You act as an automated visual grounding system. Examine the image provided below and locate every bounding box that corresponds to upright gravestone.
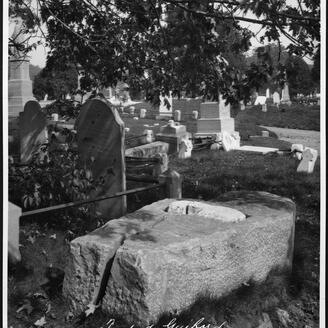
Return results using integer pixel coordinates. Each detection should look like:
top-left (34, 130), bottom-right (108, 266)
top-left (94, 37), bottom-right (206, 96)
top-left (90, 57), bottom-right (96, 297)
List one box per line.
top-left (273, 91), bottom-right (281, 107)
top-left (281, 83), bottom-right (291, 106)
top-left (195, 95), bottom-right (236, 137)
top-left (76, 98), bottom-right (126, 219)
top-left (157, 92), bottom-right (173, 119)
top-left (19, 100), bottom-right (48, 163)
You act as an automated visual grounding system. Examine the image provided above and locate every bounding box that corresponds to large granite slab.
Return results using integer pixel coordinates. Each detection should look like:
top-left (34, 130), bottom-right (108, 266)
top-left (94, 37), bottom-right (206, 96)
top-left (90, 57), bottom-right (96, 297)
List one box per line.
top-left (64, 192), bottom-right (295, 325)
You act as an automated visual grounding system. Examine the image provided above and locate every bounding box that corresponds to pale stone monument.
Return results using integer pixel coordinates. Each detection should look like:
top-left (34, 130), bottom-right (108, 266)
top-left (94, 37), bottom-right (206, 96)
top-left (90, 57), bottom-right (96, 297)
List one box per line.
top-left (63, 191), bottom-right (295, 326)
top-left (195, 96), bottom-right (234, 136)
top-left (239, 100), bottom-right (246, 111)
top-left (141, 129), bottom-right (155, 144)
top-left (8, 202), bottom-right (22, 264)
top-left (221, 131), bottom-right (240, 151)
top-left (262, 131), bottom-right (269, 137)
top-left (297, 148), bottom-right (318, 173)
top-left (8, 16), bottom-right (35, 117)
top-left (156, 120), bottom-right (190, 154)
top-left (194, 95), bottom-right (239, 149)
top-left (254, 96), bottom-right (267, 106)
top-left (75, 98), bottom-right (126, 219)
top-left (266, 88), bottom-right (270, 99)
top-left (174, 110), bottom-right (181, 122)
top-left (281, 83), bottom-right (291, 106)
top-left (273, 91), bottom-right (281, 106)
top-left (178, 136), bottom-right (193, 159)
top-left (192, 110), bottom-right (199, 120)
top-left (262, 103), bottom-right (267, 112)
top-left (139, 108), bottom-right (147, 118)
top-left (291, 144), bottom-right (304, 160)
top-left (156, 92), bottom-right (173, 118)
top-left (19, 100), bottom-right (48, 163)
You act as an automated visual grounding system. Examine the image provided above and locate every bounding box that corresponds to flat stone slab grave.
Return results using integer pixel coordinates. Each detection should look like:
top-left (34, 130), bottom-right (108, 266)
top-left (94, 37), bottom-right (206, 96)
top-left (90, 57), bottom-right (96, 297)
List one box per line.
top-left (237, 145), bottom-right (279, 154)
top-left (63, 191), bottom-right (295, 326)
top-left (125, 141), bottom-right (169, 157)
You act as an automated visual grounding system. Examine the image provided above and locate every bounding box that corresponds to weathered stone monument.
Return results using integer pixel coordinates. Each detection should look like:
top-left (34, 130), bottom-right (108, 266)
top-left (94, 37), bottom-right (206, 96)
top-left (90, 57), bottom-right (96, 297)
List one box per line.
top-left (195, 96), bottom-right (235, 137)
top-left (19, 100), bottom-right (48, 163)
top-left (178, 136), bottom-right (193, 159)
top-left (157, 92), bottom-right (173, 119)
top-left (254, 96), bottom-right (267, 106)
top-left (273, 91), bottom-right (281, 106)
top-left (296, 148), bottom-right (318, 173)
top-left (75, 98), bottom-right (126, 219)
top-left (63, 191), bottom-right (295, 326)
top-left (8, 16), bottom-right (34, 117)
top-left (281, 83), bottom-right (291, 106)
top-left (8, 202), bottom-right (22, 264)
top-left (194, 95), bottom-right (240, 149)
top-left (239, 100), bottom-right (246, 111)
top-left (156, 120), bottom-right (190, 154)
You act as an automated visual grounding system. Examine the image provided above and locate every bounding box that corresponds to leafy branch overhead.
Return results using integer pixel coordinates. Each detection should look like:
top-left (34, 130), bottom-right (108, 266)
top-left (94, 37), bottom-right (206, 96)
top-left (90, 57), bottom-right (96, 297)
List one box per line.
top-left (10, 0), bottom-right (320, 102)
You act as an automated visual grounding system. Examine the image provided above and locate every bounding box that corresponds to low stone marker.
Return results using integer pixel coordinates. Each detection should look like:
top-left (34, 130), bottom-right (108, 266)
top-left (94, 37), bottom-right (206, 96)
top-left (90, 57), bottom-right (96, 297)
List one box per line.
top-left (75, 98), bottom-right (126, 219)
top-left (291, 144), bottom-right (304, 160)
top-left (8, 202), bottom-right (21, 264)
top-left (156, 120), bottom-right (189, 154)
top-left (19, 100), bottom-right (48, 163)
top-left (296, 148), bottom-right (318, 173)
top-left (51, 113), bottom-right (59, 121)
top-left (222, 131), bottom-right (240, 151)
top-left (139, 108), bottom-right (147, 118)
top-left (63, 191), bottom-right (295, 325)
top-left (262, 103), bottom-right (267, 112)
top-left (239, 100), bottom-right (246, 111)
top-left (174, 110), bottom-right (181, 121)
top-left (178, 136), bottom-right (193, 159)
top-left (141, 129), bottom-right (155, 144)
top-left (192, 110), bottom-right (199, 120)
top-left (273, 92), bottom-right (280, 106)
top-left (254, 96), bottom-right (267, 106)
top-left (262, 131), bottom-right (269, 137)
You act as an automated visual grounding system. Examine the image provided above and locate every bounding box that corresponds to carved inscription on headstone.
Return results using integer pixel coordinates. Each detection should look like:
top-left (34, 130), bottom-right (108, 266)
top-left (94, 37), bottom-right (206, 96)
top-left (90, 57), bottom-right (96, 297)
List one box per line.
top-left (76, 98), bottom-right (126, 219)
top-left (19, 100), bottom-right (47, 163)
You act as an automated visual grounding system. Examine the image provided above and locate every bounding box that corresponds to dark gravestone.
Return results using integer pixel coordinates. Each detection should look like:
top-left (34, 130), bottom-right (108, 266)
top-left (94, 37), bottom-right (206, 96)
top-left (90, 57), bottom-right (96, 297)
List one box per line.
top-left (19, 100), bottom-right (47, 163)
top-left (76, 98), bottom-right (126, 219)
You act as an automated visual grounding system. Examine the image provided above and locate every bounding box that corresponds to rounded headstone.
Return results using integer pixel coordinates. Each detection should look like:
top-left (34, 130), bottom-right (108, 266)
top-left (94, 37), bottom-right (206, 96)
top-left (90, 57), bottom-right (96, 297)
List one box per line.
top-left (174, 110), bottom-right (181, 122)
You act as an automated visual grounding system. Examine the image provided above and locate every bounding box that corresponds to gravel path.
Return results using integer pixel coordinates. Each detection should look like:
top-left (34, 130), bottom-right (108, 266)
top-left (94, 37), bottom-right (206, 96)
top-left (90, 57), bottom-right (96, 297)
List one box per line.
top-left (260, 125), bottom-right (321, 153)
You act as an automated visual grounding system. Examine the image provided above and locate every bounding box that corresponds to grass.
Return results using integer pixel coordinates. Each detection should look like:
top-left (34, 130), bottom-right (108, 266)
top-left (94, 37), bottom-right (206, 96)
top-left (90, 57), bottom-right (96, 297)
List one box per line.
top-left (7, 105), bottom-right (321, 328)
top-left (235, 104), bottom-right (320, 132)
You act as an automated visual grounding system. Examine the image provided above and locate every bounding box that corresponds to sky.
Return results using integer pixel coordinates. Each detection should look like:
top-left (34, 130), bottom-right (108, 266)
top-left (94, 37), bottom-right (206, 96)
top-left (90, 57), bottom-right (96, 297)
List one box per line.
top-left (24, 0), bottom-right (315, 67)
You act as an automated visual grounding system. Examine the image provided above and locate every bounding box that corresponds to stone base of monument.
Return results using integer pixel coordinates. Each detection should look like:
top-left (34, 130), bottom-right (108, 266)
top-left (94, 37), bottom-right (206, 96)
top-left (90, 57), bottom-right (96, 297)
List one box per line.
top-left (63, 191), bottom-right (295, 326)
top-left (125, 141), bottom-right (170, 157)
top-left (156, 121), bottom-right (190, 154)
top-left (8, 116), bottom-right (21, 161)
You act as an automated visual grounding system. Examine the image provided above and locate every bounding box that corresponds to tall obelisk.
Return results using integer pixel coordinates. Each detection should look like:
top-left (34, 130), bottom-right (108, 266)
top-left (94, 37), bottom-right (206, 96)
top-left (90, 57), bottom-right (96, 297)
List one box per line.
top-left (8, 16), bottom-right (34, 117)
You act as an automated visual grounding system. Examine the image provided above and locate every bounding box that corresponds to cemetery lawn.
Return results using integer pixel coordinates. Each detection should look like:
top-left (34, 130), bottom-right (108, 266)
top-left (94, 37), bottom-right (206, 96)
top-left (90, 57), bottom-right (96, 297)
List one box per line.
top-left (8, 149), bottom-right (320, 328)
top-left (235, 104), bottom-right (320, 131)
